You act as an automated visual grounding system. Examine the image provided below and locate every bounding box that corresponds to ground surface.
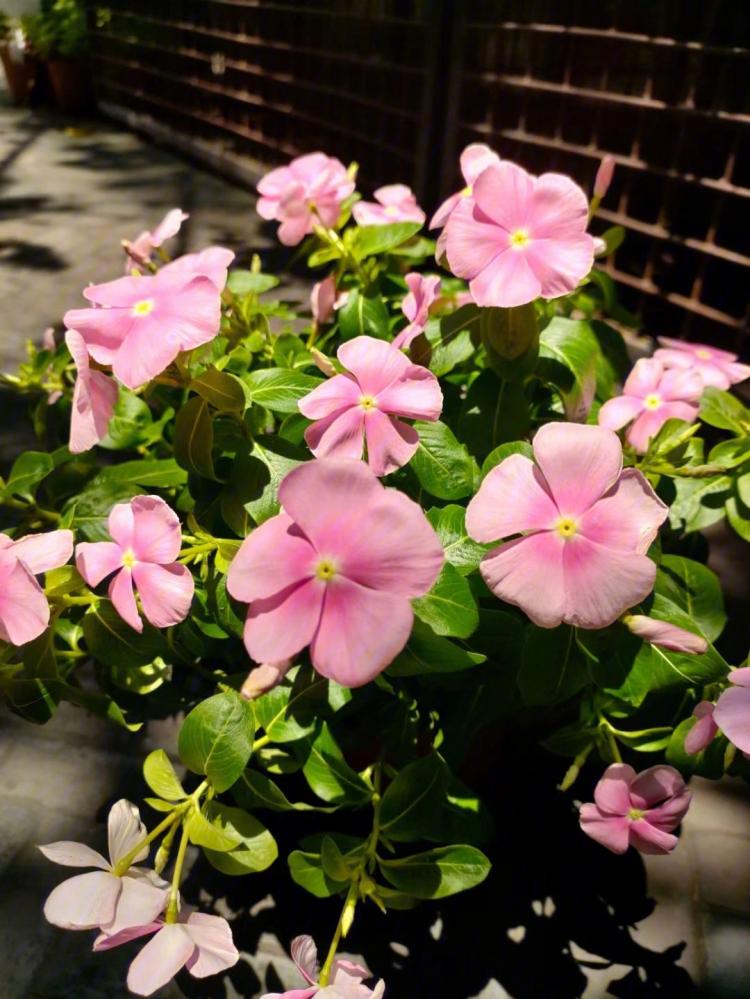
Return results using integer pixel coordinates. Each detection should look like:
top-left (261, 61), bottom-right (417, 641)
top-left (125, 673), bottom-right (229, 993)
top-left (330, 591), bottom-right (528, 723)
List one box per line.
top-left (1, 88), bottom-right (750, 998)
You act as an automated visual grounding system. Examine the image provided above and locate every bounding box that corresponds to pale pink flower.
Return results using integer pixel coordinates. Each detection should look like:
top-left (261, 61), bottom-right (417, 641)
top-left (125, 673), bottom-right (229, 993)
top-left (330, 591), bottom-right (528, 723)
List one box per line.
top-left (257, 152), bottom-right (355, 246)
top-left (392, 273), bottom-right (441, 350)
top-left (465, 423), bottom-right (667, 629)
top-left (40, 800), bottom-right (168, 934)
top-left (0, 529), bottom-right (74, 645)
top-left (261, 934), bottom-right (385, 999)
top-left (311, 275), bottom-right (337, 325)
top-left (685, 701), bottom-right (719, 755)
top-left (76, 495), bottom-right (194, 634)
top-left (580, 763), bottom-right (692, 855)
top-left (159, 246), bottom-right (235, 291)
top-left (593, 155), bottom-right (616, 200)
top-left (42, 326), bottom-right (56, 351)
top-left (598, 357), bottom-right (703, 453)
top-left (654, 337), bottom-right (750, 391)
top-left (298, 336), bottom-right (442, 476)
top-left (352, 183), bottom-right (425, 227)
top-left (65, 330), bottom-right (118, 454)
top-left (125, 208), bottom-right (189, 270)
top-left (64, 268), bottom-right (222, 390)
top-left (240, 659), bottom-right (293, 700)
top-left (593, 236), bottom-right (608, 257)
top-left (94, 911), bottom-right (238, 996)
top-left (227, 458), bottom-right (444, 686)
top-left (624, 614), bottom-right (708, 654)
top-left (430, 143), bottom-right (501, 230)
top-left (443, 160), bottom-right (595, 308)
top-left (714, 667), bottom-right (750, 755)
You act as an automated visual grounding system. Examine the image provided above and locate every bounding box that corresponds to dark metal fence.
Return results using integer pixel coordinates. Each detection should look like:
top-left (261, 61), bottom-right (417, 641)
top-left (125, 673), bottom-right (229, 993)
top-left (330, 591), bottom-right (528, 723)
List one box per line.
top-left (90, 0), bottom-right (750, 353)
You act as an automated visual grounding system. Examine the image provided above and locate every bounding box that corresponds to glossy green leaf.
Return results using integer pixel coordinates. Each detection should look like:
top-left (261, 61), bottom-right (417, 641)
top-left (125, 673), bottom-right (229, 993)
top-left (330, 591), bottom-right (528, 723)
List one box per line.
top-left (202, 802), bottom-right (278, 874)
top-left (288, 849), bottom-right (348, 898)
top-left (387, 619), bottom-right (486, 676)
top-left (480, 440), bottom-right (533, 477)
top-left (4, 451), bottom-right (53, 500)
top-left (186, 808), bottom-right (239, 851)
top-left (350, 222), bottom-right (421, 260)
top-left (699, 387), bottom-right (750, 433)
top-left (518, 625), bottom-right (588, 707)
top-left (656, 555), bottom-right (726, 642)
top-left (191, 367), bottom-right (247, 412)
top-left (82, 602), bottom-right (166, 669)
top-left (426, 505), bottom-right (488, 575)
top-left (537, 317), bottom-right (599, 421)
top-left (227, 271), bottom-right (279, 295)
top-left (411, 420), bottom-right (479, 500)
top-left (143, 749), bottom-right (186, 801)
top-left (379, 844), bottom-right (490, 899)
top-left (178, 690), bottom-right (255, 792)
top-left (174, 397), bottom-right (216, 479)
top-left (458, 371), bottom-right (530, 460)
top-left (412, 563), bottom-right (479, 638)
top-left (243, 369), bottom-right (322, 413)
top-left (301, 723), bottom-right (371, 805)
top-left (338, 289), bottom-right (390, 340)
top-left (379, 753), bottom-right (449, 842)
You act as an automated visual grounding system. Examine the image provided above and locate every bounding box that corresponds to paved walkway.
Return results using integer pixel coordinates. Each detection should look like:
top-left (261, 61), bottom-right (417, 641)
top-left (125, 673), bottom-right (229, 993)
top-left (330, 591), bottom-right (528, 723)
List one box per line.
top-left (1, 89), bottom-right (750, 998)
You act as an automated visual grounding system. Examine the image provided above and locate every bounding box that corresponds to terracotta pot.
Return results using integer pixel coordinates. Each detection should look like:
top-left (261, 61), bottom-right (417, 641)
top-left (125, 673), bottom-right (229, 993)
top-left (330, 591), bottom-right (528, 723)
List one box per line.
top-left (46, 56), bottom-right (93, 114)
top-left (1, 44), bottom-right (38, 106)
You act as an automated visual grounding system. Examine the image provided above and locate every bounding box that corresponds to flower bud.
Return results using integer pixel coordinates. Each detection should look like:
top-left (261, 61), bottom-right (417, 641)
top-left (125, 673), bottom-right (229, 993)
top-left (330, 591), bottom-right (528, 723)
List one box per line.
top-left (624, 615), bottom-right (707, 654)
top-left (240, 660), bottom-right (292, 700)
top-left (594, 155), bottom-right (615, 200)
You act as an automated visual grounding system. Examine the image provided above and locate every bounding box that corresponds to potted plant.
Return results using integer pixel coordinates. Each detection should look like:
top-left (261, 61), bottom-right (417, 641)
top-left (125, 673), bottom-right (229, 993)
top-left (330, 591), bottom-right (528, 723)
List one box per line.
top-left (22, 0), bottom-right (94, 113)
top-left (0, 12), bottom-right (38, 106)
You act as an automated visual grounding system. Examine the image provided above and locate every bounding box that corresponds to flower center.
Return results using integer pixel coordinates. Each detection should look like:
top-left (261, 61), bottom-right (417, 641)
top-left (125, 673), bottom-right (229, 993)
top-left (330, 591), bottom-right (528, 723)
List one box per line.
top-left (121, 548), bottom-right (137, 568)
top-left (314, 557), bottom-right (338, 582)
top-left (555, 516), bottom-right (578, 539)
top-left (384, 204), bottom-right (400, 218)
top-left (696, 348), bottom-right (711, 360)
top-left (460, 184), bottom-right (473, 197)
top-left (358, 394), bottom-right (377, 411)
top-left (644, 393), bottom-right (662, 411)
top-left (132, 298), bottom-right (155, 317)
top-left (627, 807), bottom-right (645, 821)
top-left (509, 229), bottom-right (530, 250)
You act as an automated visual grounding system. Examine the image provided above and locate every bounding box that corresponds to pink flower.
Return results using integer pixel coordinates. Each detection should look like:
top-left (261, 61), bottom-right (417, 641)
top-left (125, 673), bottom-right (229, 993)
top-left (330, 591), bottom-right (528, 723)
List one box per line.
top-left (311, 275), bottom-right (337, 326)
top-left (714, 667), bottom-right (750, 755)
top-left (654, 337), bottom-right (750, 391)
top-left (443, 160), bottom-right (595, 308)
top-left (465, 423), bottom-right (667, 629)
top-left (392, 273), bottom-right (441, 350)
top-left (261, 935), bottom-right (385, 999)
top-left (598, 357), bottom-right (703, 453)
top-left (94, 911), bottom-right (238, 997)
top-left (352, 183), bottom-right (425, 227)
top-left (257, 152), bottom-right (355, 246)
top-left (159, 246), bottom-right (235, 291)
top-left (685, 701), bottom-right (719, 755)
top-left (580, 764), bottom-right (692, 855)
top-left (42, 326), bottom-right (56, 351)
top-left (227, 458), bottom-right (444, 686)
top-left (593, 155), bottom-right (615, 200)
top-left (125, 208), bottom-right (189, 269)
top-left (298, 336), bottom-right (443, 476)
top-left (624, 614), bottom-right (708, 654)
top-left (0, 529), bottom-right (73, 645)
top-left (430, 143), bottom-right (501, 230)
top-left (40, 800), bottom-right (168, 934)
top-left (240, 659), bottom-right (293, 700)
top-left (75, 495), bottom-right (194, 633)
top-left (64, 270), bottom-right (222, 391)
top-left (66, 329), bottom-right (118, 454)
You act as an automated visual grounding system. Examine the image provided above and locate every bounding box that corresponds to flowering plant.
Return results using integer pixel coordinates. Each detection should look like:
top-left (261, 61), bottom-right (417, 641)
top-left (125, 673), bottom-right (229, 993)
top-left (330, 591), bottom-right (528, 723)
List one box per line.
top-left (2, 148), bottom-right (749, 995)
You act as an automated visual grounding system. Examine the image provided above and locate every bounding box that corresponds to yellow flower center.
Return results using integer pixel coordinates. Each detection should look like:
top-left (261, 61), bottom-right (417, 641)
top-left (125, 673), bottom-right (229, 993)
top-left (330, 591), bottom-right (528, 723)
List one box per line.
top-left (121, 548), bottom-right (137, 568)
top-left (132, 298), bottom-right (155, 317)
top-left (509, 229), bottom-right (530, 250)
top-left (384, 205), bottom-right (400, 218)
top-left (358, 394), bottom-right (377, 411)
top-left (644, 393), bottom-right (662, 411)
top-left (696, 348), bottom-right (711, 360)
top-left (314, 557), bottom-right (338, 582)
top-left (628, 807), bottom-right (645, 821)
top-left (555, 517), bottom-right (578, 539)
top-left (460, 184), bottom-right (473, 197)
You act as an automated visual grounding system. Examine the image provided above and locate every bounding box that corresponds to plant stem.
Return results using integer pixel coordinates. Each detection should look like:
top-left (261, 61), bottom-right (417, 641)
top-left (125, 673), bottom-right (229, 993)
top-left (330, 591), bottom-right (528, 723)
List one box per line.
top-left (113, 810), bottom-right (181, 877)
top-left (165, 821), bottom-right (192, 923)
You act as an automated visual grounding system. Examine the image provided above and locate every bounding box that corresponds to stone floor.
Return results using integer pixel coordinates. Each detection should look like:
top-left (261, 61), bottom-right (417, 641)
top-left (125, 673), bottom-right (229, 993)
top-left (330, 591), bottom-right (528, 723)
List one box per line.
top-left (1, 87), bottom-right (750, 998)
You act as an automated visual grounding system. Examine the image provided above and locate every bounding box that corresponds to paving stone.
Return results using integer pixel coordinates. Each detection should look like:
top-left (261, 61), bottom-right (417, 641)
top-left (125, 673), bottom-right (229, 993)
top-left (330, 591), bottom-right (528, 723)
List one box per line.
top-left (701, 911), bottom-right (750, 998)
top-left (685, 776), bottom-right (750, 836)
top-left (691, 830), bottom-right (750, 917)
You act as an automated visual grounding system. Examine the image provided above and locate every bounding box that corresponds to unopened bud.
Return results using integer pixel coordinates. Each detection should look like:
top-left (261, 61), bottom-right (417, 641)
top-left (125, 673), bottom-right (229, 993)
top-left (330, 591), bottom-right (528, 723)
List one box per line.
top-left (240, 660), bottom-right (292, 700)
top-left (624, 614), bottom-right (707, 654)
top-left (593, 155), bottom-right (615, 200)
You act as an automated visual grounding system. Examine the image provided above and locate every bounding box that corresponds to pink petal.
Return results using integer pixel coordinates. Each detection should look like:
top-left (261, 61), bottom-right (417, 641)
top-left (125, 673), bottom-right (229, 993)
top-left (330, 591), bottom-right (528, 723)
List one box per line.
top-left (43, 870), bottom-right (120, 929)
top-left (108, 502), bottom-right (135, 548)
top-left (375, 365), bottom-right (443, 421)
top-left (429, 191), bottom-right (462, 230)
top-left (629, 765), bottom-right (688, 809)
top-left (227, 514), bottom-right (315, 603)
top-left (443, 198), bottom-right (508, 280)
top-left (109, 567), bottom-right (143, 633)
top-left (684, 702), bottom-right (718, 755)
top-left (154, 274), bottom-right (222, 351)
top-left (291, 934), bottom-right (318, 984)
top-left (76, 542), bottom-right (123, 587)
top-left (597, 394), bottom-right (644, 431)
top-left (532, 422), bottom-right (623, 516)
top-left (579, 804), bottom-right (630, 854)
top-left (298, 373), bottom-right (360, 421)
top-left (160, 247), bottom-right (235, 290)
top-left (391, 322), bottom-right (423, 350)
top-left (11, 529), bottom-right (74, 574)
top-left (111, 320), bottom-right (182, 390)
top-left (714, 686), bottom-right (750, 754)
top-left (65, 327), bottom-right (92, 373)
top-left (129, 495), bottom-right (182, 563)
top-left (310, 276), bottom-right (337, 325)
top-left (305, 407), bottom-right (366, 463)
top-left (127, 924), bottom-right (195, 996)
top-left (480, 532), bottom-right (567, 628)
top-left (472, 161), bottom-right (533, 231)
top-left (626, 409), bottom-right (677, 454)
top-left (103, 876), bottom-right (168, 935)
top-left (93, 921), bottom-right (161, 951)
top-left (627, 615), bottom-right (707, 654)
top-left (132, 562), bottom-right (194, 628)
top-left (466, 455), bottom-right (558, 542)
top-left (562, 536), bottom-right (657, 629)
top-left (257, 163), bottom-right (294, 197)
top-left (578, 468), bottom-right (667, 553)
top-left (469, 247), bottom-right (542, 309)
top-left (240, 660), bottom-right (293, 699)
top-left (528, 172), bottom-right (590, 240)
top-left (311, 577), bottom-right (414, 685)
top-left (83, 275), bottom-right (151, 307)
top-left (278, 211), bottom-right (314, 246)
top-left (0, 554), bottom-right (50, 645)
top-left (593, 763), bottom-right (637, 815)
top-left (338, 336), bottom-right (412, 395)
top-left (524, 234), bottom-right (595, 299)
top-left (643, 788), bottom-right (693, 830)
top-left (63, 306), bottom-right (130, 367)
top-left (184, 912), bottom-right (239, 978)
top-left (108, 799), bottom-right (148, 865)
top-left (460, 142), bottom-right (501, 185)
top-left (38, 841), bottom-right (109, 870)
top-left (623, 357), bottom-right (663, 398)
top-left (244, 579), bottom-right (324, 664)
top-left (70, 367), bottom-right (118, 453)
top-left (363, 411), bottom-right (418, 476)
top-left (400, 272), bottom-right (440, 326)
top-left (149, 208), bottom-right (188, 246)
top-left (659, 366), bottom-right (704, 403)
top-left (723, 360), bottom-right (750, 386)
top-left (628, 820), bottom-right (678, 855)
top-left (728, 667), bottom-right (750, 687)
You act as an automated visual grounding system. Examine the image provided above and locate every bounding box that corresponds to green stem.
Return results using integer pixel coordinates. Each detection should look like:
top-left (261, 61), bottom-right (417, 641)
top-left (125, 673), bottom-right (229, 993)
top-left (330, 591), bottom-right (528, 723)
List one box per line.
top-left (113, 810), bottom-right (181, 876)
top-left (50, 593), bottom-right (97, 607)
top-left (642, 462), bottom-right (730, 479)
top-left (559, 741), bottom-right (595, 792)
top-left (165, 822), bottom-right (191, 923)
top-left (252, 733), bottom-right (271, 752)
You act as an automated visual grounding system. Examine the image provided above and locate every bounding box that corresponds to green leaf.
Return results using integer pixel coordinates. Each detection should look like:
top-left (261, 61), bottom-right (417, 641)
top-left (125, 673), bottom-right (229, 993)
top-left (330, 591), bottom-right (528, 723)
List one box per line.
top-left (191, 367), bottom-right (248, 413)
top-left (202, 802), bottom-right (278, 874)
top-left (99, 390), bottom-right (164, 450)
top-left (387, 619), bottom-right (486, 676)
top-left (301, 722), bottom-right (372, 805)
top-left (320, 835), bottom-right (355, 881)
top-left (59, 681), bottom-right (141, 731)
top-left (412, 563), bottom-right (479, 639)
top-left (600, 225), bottom-right (626, 255)
top-left (709, 437), bottom-right (750, 468)
top-left (726, 489), bottom-right (750, 542)
top-left (338, 289), bottom-right (390, 340)
top-left (668, 474), bottom-right (731, 533)
top-left (253, 673), bottom-right (323, 743)
top-left (243, 369), bottom-right (322, 413)
top-left (379, 844), bottom-right (490, 899)
top-left (95, 459), bottom-right (187, 489)
top-left (178, 691), bottom-right (255, 792)
top-left (236, 769), bottom-right (335, 812)
top-left (411, 420), bottom-right (479, 500)
top-left (518, 625), bottom-right (588, 706)
top-left (174, 397), bottom-right (216, 479)
top-left (426, 505), bottom-right (488, 575)
top-left (738, 471), bottom-right (750, 508)
top-left (350, 222), bottom-right (421, 260)
top-left (656, 555), bottom-right (726, 642)
top-left (537, 317), bottom-right (600, 420)
top-left (666, 717), bottom-right (727, 779)
top-left (479, 303), bottom-right (538, 361)
top-left (4, 451), bottom-right (53, 500)
top-left (458, 371), bottom-right (530, 460)
top-left (481, 440), bottom-right (533, 477)
top-left (699, 387), bottom-right (750, 433)
top-left (223, 436), bottom-right (308, 528)
top-left (143, 749), bottom-right (186, 801)
top-left (186, 808), bottom-right (240, 851)
top-left (379, 753), bottom-right (449, 842)
top-left (82, 602), bottom-right (166, 669)
top-left (227, 270), bottom-right (279, 295)
top-left (288, 849), bottom-right (348, 898)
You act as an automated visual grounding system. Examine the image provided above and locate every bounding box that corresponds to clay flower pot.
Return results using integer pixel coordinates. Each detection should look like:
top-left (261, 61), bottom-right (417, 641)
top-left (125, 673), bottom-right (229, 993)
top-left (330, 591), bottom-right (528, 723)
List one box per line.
top-left (1, 44), bottom-right (38, 106)
top-left (46, 55), bottom-right (93, 113)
